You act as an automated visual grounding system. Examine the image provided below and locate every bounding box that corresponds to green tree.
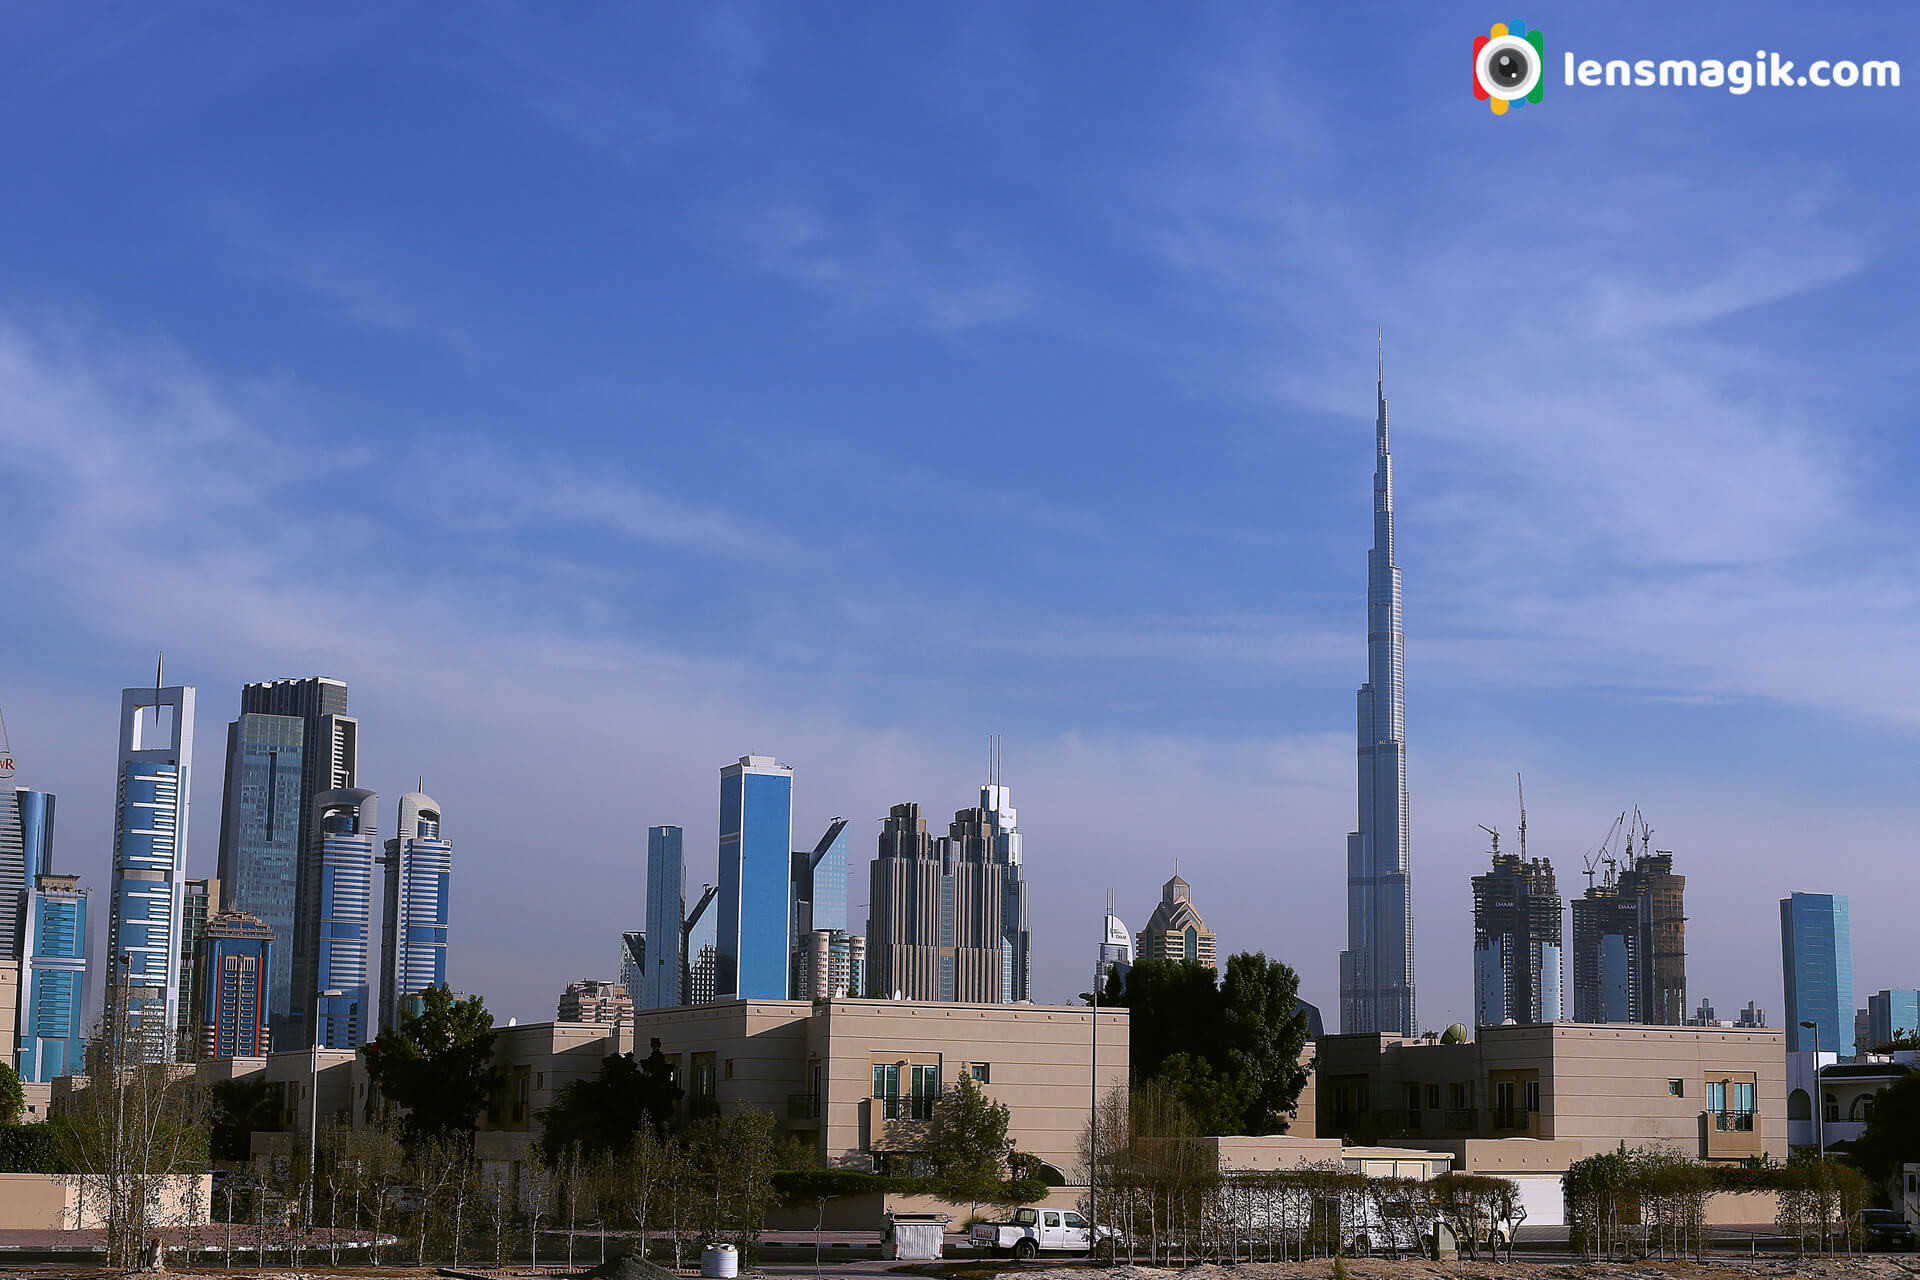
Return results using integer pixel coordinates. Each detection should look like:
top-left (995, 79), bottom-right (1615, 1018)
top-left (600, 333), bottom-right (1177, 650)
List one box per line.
top-left (206, 1077), bottom-right (279, 1162)
top-left (536, 1039), bottom-right (685, 1160)
top-left (1101, 953), bottom-right (1314, 1136)
top-left (364, 985), bottom-right (501, 1145)
top-left (1216, 952), bottom-right (1313, 1134)
top-left (1849, 1070), bottom-right (1920, 1193)
top-left (924, 1074), bottom-right (1011, 1205)
top-left (0, 1061), bottom-right (22, 1126)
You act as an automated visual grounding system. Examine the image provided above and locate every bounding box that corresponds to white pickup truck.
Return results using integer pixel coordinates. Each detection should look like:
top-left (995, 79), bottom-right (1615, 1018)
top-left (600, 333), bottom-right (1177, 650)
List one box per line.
top-left (971, 1206), bottom-right (1104, 1258)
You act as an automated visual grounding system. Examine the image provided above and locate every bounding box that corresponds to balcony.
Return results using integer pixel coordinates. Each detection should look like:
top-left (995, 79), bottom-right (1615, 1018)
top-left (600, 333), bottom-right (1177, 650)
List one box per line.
top-left (1491, 1109), bottom-right (1532, 1134)
top-left (876, 1093), bottom-right (937, 1121)
top-left (787, 1093), bottom-right (822, 1126)
top-left (1368, 1108), bottom-right (1416, 1136)
top-left (1444, 1108), bottom-right (1478, 1132)
top-left (1702, 1109), bottom-right (1762, 1160)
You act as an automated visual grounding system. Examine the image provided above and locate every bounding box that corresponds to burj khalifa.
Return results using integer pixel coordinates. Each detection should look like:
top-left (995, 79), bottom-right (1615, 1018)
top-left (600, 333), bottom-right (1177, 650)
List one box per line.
top-left (1339, 338), bottom-right (1416, 1036)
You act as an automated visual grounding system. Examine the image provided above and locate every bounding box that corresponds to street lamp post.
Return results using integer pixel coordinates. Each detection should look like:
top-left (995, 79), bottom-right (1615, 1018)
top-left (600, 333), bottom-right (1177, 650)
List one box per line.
top-left (1799, 1019), bottom-right (1824, 1157)
top-left (308, 990), bottom-right (346, 1231)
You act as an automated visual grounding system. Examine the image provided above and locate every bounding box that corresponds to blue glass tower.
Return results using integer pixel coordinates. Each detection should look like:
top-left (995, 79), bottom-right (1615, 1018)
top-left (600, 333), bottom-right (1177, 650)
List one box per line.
top-left (1781, 892), bottom-right (1853, 1056)
top-left (1341, 341), bottom-right (1416, 1036)
top-left (106, 678), bottom-right (197, 1062)
top-left (789, 818), bottom-right (849, 997)
top-left (1865, 989), bottom-right (1920, 1052)
top-left (380, 791), bottom-right (451, 1033)
top-left (717, 756), bottom-right (794, 1000)
top-left (216, 712), bottom-right (305, 1047)
top-left (642, 826), bottom-right (685, 1009)
top-left (312, 788), bottom-right (376, 1049)
top-left (18, 873), bottom-right (88, 1082)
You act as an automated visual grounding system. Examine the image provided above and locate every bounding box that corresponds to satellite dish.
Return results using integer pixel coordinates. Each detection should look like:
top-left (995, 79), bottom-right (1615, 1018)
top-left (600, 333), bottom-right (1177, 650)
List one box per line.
top-left (894, 989), bottom-right (904, 1000)
top-left (508, 1017), bottom-right (518, 1026)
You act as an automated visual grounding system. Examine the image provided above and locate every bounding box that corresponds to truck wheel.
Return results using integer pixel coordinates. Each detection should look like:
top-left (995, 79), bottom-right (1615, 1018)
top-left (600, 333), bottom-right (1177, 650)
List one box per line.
top-left (1014, 1239), bottom-right (1039, 1260)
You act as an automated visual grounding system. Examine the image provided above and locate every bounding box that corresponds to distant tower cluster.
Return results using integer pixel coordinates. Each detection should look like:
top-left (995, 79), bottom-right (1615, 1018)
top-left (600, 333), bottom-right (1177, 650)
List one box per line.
top-left (5, 699), bottom-right (89, 1084)
top-left (1137, 873), bottom-right (1218, 970)
top-left (557, 978), bottom-right (633, 1024)
top-left (868, 801), bottom-right (1005, 1002)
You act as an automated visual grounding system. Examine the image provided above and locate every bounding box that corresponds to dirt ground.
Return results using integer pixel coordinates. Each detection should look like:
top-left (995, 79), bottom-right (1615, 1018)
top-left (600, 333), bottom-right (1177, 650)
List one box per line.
top-left (1016, 1258), bottom-right (1920, 1280)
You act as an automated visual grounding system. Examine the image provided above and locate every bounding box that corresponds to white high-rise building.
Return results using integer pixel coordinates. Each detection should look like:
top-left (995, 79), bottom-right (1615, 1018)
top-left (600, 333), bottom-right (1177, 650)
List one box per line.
top-left (1341, 339), bottom-right (1416, 1036)
top-left (105, 673), bottom-right (196, 1061)
top-left (380, 790), bottom-right (451, 1033)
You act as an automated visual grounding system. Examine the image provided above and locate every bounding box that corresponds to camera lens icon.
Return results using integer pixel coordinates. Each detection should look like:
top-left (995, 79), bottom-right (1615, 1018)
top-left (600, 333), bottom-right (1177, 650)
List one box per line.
top-left (1471, 23), bottom-right (1545, 114)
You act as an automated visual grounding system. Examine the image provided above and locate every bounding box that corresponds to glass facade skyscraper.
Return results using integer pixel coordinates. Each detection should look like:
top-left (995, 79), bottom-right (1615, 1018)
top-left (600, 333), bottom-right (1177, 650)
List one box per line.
top-left (380, 791), bottom-right (451, 1034)
top-left (1471, 849), bottom-right (1562, 1026)
top-left (216, 711), bottom-right (304, 1047)
top-left (106, 680), bottom-right (196, 1062)
top-left (789, 818), bottom-right (849, 998)
top-left (642, 825), bottom-right (685, 1009)
top-left (229, 677), bottom-right (355, 1049)
top-left (1781, 892), bottom-right (1853, 1056)
top-left (312, 788), bottom-right (376, 1049)
top-left (1342, 344), bottom-right (1416, 1036)
top-left (18, 873), bottom-right (87, 1082)
top-left (716, 756), bottom-right (793, 1001)
top-left (1865, 989), bottom-right (1920, 1051)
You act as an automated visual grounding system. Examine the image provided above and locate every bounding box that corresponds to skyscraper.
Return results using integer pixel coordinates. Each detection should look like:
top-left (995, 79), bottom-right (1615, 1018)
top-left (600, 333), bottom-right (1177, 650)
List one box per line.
top-left (794, 929), bottom-right (865, 999)
top-left (1781, 892), bottom-right (1853, 1056)
top-left (790, 818), bottom-right (850, 998)
top-left (1341, 341), bottom-right (1415, 1036)
top-left (1137, 874), bottom-right (1219, 970)
top-left (1097, 893), bottom-right (1133, 993)
top-left (176, 878), bottom-right (221, 1057)
top-left (105, 676), bottom-right (196, 1062)
top-left (866, 801), bottom-right (1006, 1002)
top-left (17, 873), bottom-right (87, 1083)
top-left (229, 677), bottom-right (356, 1048)
top-left (1570, 840), bottom-right (1687, 1026)
top-left (1471, 842), bottom-right (1562, 1026)
top-left (311, 788), bottom-right (376, 1049)
top-left (682, 884), bottom-right (720, 1006)
top-left (1865, 989), bottom-right (1920, 1052)
top-left (620, 932), bottom-right (646, 1001)
top-left (716, 756), bottom-right (794, 1001)
top-left (380, 790), bottom-right (452, 1034)
top-left (215, 710), bottom-right (304, 1047)
top-left (975, 741), bottom-right (1031, 1002)
top-left (642, 825), bottom-right (685, 1009)
top-left (0, 704), bottom-right (23, 961)
top-left (193, 911), bottom-right (274, 1059)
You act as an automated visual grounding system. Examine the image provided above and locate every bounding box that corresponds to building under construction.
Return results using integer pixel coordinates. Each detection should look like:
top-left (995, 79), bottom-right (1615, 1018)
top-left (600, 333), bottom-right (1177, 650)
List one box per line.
top-left (1472, 841), bottom-right (1563, 1027)
top-left (1570, 814), bottom-right (1687, 1025)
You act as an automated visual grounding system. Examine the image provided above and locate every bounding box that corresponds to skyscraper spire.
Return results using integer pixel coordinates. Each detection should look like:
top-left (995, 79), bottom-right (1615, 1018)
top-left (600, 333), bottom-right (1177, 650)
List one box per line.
top-left (1340, 337), bottom-right (1416, 1036)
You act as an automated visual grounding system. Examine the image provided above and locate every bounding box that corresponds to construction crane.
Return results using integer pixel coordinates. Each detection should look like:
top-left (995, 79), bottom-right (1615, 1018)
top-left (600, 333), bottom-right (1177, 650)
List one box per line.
top-left (1516, 772), bottom-right (1528, 861)
top-left (1478, 823), bottom-right (1501, 856)
top-left (1581, 811), bottom-right (1626, 891)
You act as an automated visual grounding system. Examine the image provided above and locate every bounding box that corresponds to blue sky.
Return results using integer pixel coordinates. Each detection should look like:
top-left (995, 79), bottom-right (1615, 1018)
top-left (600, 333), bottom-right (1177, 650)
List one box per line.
top-left (2, 3), bottom-right (1916, 1029)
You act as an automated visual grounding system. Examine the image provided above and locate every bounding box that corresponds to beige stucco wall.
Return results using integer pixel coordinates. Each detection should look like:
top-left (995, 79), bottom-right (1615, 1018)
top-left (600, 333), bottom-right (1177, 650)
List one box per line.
top-left (0, 1173), bottom-right (213, 1230)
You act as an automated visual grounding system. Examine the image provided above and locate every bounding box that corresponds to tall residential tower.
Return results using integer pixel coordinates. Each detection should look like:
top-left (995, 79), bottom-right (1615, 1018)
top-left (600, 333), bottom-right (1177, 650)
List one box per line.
top-left (1340, 342), bottom-right (1415, 1036)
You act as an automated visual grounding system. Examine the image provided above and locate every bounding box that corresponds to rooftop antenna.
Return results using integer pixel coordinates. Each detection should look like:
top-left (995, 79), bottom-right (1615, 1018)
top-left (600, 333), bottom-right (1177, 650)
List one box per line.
top-left (1516, 773), bottom-right (1528, 861)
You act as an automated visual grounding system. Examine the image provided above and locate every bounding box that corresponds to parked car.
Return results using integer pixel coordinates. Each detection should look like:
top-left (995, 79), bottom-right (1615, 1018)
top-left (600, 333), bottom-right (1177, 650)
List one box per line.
top-left (971, 1207), bottom-right (1108, 1258)
top-left (1863, 1209), bottom-right (1916, 1250)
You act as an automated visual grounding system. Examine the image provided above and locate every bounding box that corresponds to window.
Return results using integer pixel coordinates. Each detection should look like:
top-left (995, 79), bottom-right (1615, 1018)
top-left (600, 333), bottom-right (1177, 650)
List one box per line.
top-left (1449, 1082), bottom-right (1469, 1110)
top-left (535, 1072), bottom-right (543, 1090)
top-left (1063, 1212), bottom-right (1088, 1229)
top-left (1406, 1083), bottom-right (1421, 1113)
top-left (873, 1064), bottom-right (899, 1099)
top-left (1668, 1079), bottom-right (1684, 1097)
top-left (725, 1059), bottom-right (735, 1080)
top-left (1825, 1092), bottom-right (1839, 1123)
top-left (1043, 1212), bottom-right (1060, 1228)
top-left (1523, 1081), bottom-right (1540, 1113)
top-left (1426, 1084), bottom-right (1441, 1110)
top-left (970, 1063), bottom-right (990, 1083)
top-left (1705, 1080), bottom-right (1725, 1112)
